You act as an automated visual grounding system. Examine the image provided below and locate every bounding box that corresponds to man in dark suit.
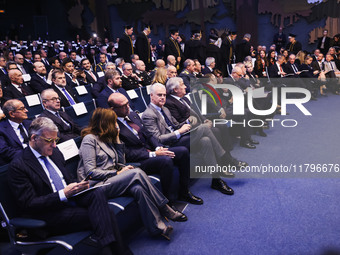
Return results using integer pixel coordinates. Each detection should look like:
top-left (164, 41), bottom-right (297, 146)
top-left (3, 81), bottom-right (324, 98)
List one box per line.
top-left (81, 58), bottom-right (98, 85)
top-left (0, 99), bottom-right (31, 165)
top-left (164, 77), bottom-right (248, 168)
top-left (0, 56), bottom-right (10, 88)
top-left (108, 92), bottom-right (201, 204)
top-left (164, 28), bottom-right (183, 70)
top-left (7, 117), bottom-right (130, 255)
top-left (97, 70), bottom-right (132, 109)
top-left (51, 69), bottom-right (79, 107)
top-left (14, 54), bottom-right (30, 75)
top-left (135, 25), bottom-right (153, 71)
top-left (29, 62), bottom-right (50, 94)
top-left (142, 83), bottom-right (236, 196)
top-left (62, 58), bottom-right (87, 88)
top-left (23, 49), bottom-right (35, 74)
top-left (121, 63), bottom-right (141, 91)
top-left (39, 89), bottom-right (81, 142)
top-left (235, 33), bottom-right (252, 63)
top-left (202, 57), bottom-right (216, 75)
top-left (91, 62), bottom-right (116, 98)
top-left (135, 60), bottom-right (152, 86)
top-left (317, 30), bottom-right (331, 55)
top-left (118, 25), bottom-right (135, 63)
top-left (3, 69), bottom-right (34, 101)
top-left (312, 53), bottom-right (324, 72)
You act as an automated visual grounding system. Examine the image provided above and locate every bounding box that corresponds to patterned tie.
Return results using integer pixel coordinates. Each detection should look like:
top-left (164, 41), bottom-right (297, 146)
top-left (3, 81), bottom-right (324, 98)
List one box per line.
top-left (18, 124), bottom-right (29, 144)
top-left (160, 109), bottom-right (175, 129)
top-left (19, 85), bottom-right (28, 96)
top-left (89, 71), bottom-right (97, 82)
top-left (40, 156), bottom-right (65, 191)
top-left (61, 88), bottom-right (76, 105)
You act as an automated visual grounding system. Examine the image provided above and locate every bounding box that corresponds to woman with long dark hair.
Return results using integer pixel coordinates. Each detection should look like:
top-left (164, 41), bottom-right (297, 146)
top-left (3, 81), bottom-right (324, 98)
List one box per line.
top-left (77, 108), bottom-right (187, 240)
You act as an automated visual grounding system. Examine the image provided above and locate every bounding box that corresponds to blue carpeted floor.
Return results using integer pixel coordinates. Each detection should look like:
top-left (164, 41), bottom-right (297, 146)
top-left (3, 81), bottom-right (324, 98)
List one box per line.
top-left (128, 94), bottom-right (340, 255)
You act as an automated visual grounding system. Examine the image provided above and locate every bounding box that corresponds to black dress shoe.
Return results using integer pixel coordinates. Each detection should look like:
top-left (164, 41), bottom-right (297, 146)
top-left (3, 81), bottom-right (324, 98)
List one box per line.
top-left (160, 204), bottom-right (188, 222)
top-left (249, 139), bottom-right (259, 145)
top-left (258, 130), bottom-right (267, 137)
top-left (160, 225), bottom-right (173, 241)
top-left (240, 142), bottom-right (256, 149)
top-left (178, 191), bottom-right (203, 205)
top-left (211, 179), bottom-right (234, 195)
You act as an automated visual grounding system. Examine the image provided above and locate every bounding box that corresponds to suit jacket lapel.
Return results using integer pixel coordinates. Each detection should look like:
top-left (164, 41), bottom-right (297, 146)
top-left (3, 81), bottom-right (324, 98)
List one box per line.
top-left (96, 137), bottom-right (117, 161)
top-left (4, 120), bottom-right (22, 146)
top-left (23, 148), bottom-right (53, 190)
top-left (150, 105), bottom-right (172, 132)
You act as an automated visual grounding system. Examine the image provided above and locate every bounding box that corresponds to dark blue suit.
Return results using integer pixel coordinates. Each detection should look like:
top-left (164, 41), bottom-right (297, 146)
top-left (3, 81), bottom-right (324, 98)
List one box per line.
top-left (8, 147), bottom-right (124, 248)
top-left (29, 73), bottom-right (50, 94)
top-left (0, 119), bottom-right (31, 165)
top-left (96, 86), bottom-right (133, 109)
top-left (118, 111), bottom-right (190, 199)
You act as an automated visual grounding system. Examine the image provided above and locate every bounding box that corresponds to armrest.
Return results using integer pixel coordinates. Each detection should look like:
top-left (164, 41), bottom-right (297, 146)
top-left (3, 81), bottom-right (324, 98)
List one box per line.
top-left (9, 218), bottom-right (46, 229)
top-left (126, 162), bottom-right (141, 168)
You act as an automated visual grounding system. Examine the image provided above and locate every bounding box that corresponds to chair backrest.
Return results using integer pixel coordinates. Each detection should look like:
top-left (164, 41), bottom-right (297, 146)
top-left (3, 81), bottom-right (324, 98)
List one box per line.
top-left (61, 99), bottom-right (96, 128)
top-left (140, 86), bottom-right (151, 106)
top-left (19, 94), bottom-right (44, 119)
top-left (0, 164), bottom-right (18, 220)
top-left (73, 84), bottom-right (93, 103)
top-left (128, 87), bottom-right (147, 113)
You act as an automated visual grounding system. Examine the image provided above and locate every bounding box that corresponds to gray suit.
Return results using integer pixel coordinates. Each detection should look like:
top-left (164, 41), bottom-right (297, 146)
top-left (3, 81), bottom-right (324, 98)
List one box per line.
top-left (142, 104), bottom-right (186, 145)
top-left (142, 104), bottom-right (227, 169)
top-left (77, 134), bottom-right (169, 235)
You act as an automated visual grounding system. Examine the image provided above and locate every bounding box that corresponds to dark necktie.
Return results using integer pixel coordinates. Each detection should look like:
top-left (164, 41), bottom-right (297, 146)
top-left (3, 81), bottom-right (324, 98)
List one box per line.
top-left (40, 156), bottom-right (65, 191)
top-left (1, 68), bottom-right (7, 75)
top-left (125, 117), bottom-right (140, 133)
top-left (56, 112), bottom-right (70, 127)
top-left (18, 124), bottom-right (29, 144)
top-left (330, 62), bottom-right (334, 71)
top-left (61, 88), bottom-right (76, 105)
top-left (180, 98), bottom-right (190, 109)
top-left (19, 85), bottom-right (28, 96)
top-left (160, 109), bottom-right (175, 129)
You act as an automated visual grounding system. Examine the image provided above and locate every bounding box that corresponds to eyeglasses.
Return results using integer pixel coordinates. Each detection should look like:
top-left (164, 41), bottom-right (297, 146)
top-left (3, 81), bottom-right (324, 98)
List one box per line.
top-left (115, 102), bottom-right (129, 108)
top-left (14, 106), bottom-right (27, 112)
top-left (39, 136), bottom-right (60, 144)
top-left (44, 97), bottom-right (61, 102)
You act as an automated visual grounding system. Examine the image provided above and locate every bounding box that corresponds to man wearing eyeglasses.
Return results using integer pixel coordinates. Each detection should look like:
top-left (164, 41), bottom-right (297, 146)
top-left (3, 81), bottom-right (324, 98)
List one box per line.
top-left (0, 99), bottom-right (31, 165)
top-left (39, 89), bottom-right (81, 143)
top-left (7, 117), bottom-right (131, 255)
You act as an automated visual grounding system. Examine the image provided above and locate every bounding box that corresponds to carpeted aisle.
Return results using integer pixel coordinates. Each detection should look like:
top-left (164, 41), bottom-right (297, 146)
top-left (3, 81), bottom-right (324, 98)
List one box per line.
top-left (129, 94), bottom-right (340, 255)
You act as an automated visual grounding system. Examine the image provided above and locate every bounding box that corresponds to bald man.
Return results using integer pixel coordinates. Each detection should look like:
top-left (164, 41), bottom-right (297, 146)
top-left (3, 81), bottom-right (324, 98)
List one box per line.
top-left (3, 69), bottom-right (34, 101)
top-left (29, 61), bottom-right (50, 93)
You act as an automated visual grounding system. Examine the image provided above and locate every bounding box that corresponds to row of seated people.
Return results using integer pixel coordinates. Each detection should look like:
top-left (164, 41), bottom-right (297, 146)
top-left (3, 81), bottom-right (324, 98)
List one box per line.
top-left (1, 76), bottom-right (258, 251)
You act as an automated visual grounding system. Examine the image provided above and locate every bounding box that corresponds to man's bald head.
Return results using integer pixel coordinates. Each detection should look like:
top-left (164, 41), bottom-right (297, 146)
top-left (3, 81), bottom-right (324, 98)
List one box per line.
top-left (108, 93), bottom-right (130, 117)
top-left (155, 59), bottom-right (165, 68)
top-left (14, 54), bottom-right (24, 65)
top-left (33, 61), bottom-right (47, 76)
top-left (8, 69), bottom-right (24, 85)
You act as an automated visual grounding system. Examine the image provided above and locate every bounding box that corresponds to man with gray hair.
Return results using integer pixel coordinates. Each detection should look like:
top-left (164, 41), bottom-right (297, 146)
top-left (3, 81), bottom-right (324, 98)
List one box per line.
top-left (135, 60), bottom-right (152, 86)
top-left (179, 59), bottom-right (196, 92)
top-left (7, 117), bottom-right (130, 255)
top-left (39, 88), bottom-right (81, 142)
top-left (3, 69), bottom-right (34, 101)
top-left (202, 57), bottom-right (216, 75)
top-left (0, 99), bottom-right (31, 165)
top-left (235, 33), bottom-right (252, 63)
top-left (115, 57), bottom-right (125, 75)
top-left (121, 62), bottom-right (141, 90)
top-left (143, 83), bottom-right (236, 196)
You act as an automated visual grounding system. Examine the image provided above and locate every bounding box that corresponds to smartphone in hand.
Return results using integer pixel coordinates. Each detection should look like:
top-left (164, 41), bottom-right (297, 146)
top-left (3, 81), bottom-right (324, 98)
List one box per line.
top-left (83, 171), bottom-right (93, 181)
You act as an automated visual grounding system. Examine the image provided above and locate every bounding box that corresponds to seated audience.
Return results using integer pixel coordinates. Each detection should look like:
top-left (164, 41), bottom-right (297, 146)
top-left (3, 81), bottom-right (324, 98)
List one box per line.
top-left (8, 117), bottom-right (131, 255)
